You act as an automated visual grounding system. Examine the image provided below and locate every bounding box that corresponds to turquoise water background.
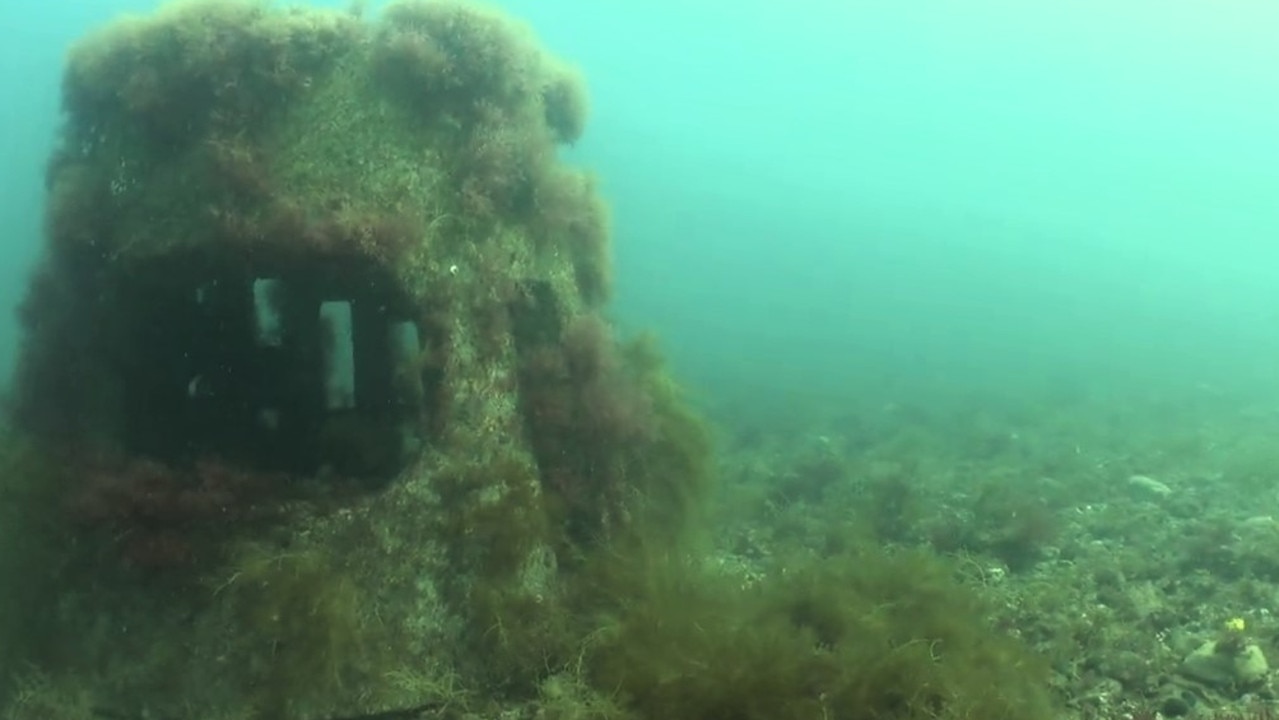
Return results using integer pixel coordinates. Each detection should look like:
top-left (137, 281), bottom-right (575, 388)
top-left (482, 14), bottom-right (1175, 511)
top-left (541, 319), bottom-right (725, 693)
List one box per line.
top-left (4, 0), bottom-right (1278, 424)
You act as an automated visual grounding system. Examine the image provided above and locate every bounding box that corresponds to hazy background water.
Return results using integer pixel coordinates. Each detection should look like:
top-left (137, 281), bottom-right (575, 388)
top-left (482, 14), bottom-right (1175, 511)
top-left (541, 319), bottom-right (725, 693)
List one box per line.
top-left (4, 0), bottom-right (1278, 428)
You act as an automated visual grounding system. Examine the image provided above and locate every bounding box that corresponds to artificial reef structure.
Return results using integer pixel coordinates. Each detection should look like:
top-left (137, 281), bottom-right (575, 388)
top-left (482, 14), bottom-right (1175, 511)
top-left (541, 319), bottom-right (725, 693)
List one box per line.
top-left (2, 0), bottom-right (706, 716)
top-left (0, 2), bottom-right (1059, 719)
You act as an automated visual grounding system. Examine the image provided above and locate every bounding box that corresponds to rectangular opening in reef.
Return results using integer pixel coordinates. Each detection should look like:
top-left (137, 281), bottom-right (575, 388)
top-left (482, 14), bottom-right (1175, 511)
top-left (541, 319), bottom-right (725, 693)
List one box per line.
top-left (252, 277), bottom-right (285, 348)
top-left (319, 300), bottom-right (356, 411)
top-left (113, 253), bottom-right (432, 484)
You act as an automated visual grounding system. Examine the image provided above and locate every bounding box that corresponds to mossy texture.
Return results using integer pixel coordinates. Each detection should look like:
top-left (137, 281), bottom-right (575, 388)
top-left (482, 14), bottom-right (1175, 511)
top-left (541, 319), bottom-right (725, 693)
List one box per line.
top-left (569, 546), bottom-right (1054, 720)
top-left (216, 543), bottom-right (372, 718)
top-left (0, 1), bottom-right (1055, 719)
top-left (4, 0), bottom-right (707, 716)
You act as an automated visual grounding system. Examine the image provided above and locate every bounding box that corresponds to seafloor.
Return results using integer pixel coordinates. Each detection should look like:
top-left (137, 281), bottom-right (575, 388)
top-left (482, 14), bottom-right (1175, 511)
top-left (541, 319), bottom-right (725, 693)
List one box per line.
top-left (6, 376), bottom-right (1279, 720)
top-left (710, 379), bottom-right (1279, 720)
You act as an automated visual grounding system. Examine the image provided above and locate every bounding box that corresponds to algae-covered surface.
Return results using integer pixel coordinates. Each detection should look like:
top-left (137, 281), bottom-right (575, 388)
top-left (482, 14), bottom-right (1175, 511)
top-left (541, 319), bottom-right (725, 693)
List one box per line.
top-left (1, 2), bottom-right (1274, 720)
top-left (713, 383), bottom-right (1279, 720)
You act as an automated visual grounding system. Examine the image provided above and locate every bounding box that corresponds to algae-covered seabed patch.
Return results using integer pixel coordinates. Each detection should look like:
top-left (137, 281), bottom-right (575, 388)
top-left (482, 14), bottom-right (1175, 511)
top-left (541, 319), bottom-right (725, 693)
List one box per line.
top-left (717, 387), bottom-right (1279, 720)
top-left (1, 1), bottom-right (1061, 719)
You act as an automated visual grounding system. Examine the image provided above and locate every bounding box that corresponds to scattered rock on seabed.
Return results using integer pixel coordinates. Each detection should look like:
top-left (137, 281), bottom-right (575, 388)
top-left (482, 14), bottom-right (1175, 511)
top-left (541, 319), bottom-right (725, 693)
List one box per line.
top-left (1128, 474), bottom-right (1173, 498)
top-left (1180, 640), bottom-right (1269, 688)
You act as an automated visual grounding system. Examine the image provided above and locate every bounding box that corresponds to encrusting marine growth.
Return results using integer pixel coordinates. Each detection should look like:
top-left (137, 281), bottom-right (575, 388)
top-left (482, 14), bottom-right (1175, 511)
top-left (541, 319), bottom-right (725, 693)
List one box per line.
top-left (0, 1), bottom-right (1056, 718)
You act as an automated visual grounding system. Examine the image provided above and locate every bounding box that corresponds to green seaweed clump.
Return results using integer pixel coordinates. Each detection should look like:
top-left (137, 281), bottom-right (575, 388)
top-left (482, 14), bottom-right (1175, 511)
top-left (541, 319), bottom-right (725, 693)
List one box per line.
top-left (217, 543), bottom-right (372, 719)
top-left (567, 545), bottom-right (1054, 720)
top-left (0, 429), bottom-right (77, 708)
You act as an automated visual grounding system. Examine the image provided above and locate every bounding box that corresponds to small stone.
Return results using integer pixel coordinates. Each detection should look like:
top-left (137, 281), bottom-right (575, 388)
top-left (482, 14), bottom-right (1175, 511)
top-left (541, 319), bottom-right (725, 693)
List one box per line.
top-left (1242, 516), bottom-right (1277, 530)
top-left (1128, 474), bottom-right (1173, 497)
top-left (1181, 641), bottom-right (1269, 688)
